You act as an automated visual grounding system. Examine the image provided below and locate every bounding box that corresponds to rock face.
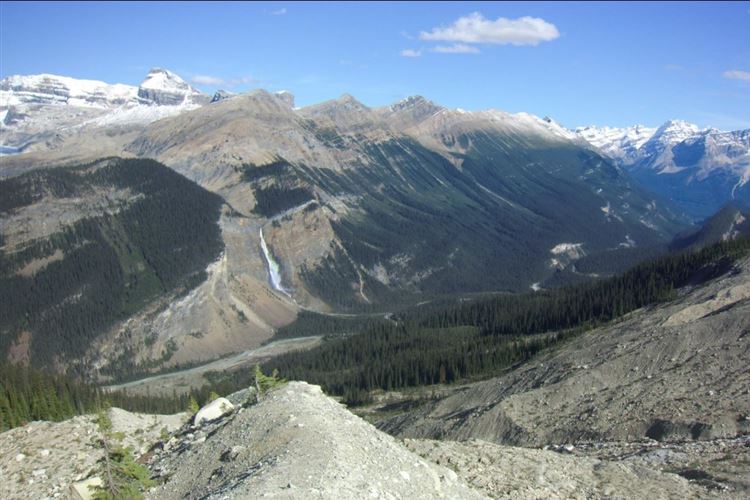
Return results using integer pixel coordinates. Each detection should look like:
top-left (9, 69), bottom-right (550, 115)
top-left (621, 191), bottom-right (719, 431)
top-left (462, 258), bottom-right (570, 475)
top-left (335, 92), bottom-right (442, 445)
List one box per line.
top-left (380, 256), bottom-right (750, 447)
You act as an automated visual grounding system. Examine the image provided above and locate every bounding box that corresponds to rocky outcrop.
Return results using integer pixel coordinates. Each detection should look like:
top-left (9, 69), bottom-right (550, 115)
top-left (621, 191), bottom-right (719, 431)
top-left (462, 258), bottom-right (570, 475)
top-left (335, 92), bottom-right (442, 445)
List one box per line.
top-left (211, 90), bottom-right (235, 103)
top-left (149, 382), bottom-right (484, 499)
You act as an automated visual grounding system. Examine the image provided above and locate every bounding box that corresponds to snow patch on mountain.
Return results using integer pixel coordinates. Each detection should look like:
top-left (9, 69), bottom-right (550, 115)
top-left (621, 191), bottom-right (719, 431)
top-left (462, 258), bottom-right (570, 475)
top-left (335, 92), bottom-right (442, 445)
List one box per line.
top-left (0, 74), bottom-right (138, 109)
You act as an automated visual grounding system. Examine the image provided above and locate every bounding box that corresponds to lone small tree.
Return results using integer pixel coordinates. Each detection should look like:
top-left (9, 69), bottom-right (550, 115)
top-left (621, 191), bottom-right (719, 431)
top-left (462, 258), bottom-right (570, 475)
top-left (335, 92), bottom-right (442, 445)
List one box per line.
top-left (253, 365), bottom-right (286, 403)
top-left (89, 409), bottom-right (155, 499)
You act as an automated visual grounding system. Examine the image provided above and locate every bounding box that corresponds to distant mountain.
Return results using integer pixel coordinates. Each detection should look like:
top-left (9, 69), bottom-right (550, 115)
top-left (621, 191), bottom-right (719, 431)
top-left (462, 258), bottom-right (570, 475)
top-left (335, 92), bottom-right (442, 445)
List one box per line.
top-left (575, 124), bottom-right (656, 164)
top-left (576, 120), bottom-right (750, 221)
top-left (0, 68), bottom-right (209, 156)
top-left (0, 67), bottom-right (207, 109)
top-left (670, 204), bottom-right (750, 252)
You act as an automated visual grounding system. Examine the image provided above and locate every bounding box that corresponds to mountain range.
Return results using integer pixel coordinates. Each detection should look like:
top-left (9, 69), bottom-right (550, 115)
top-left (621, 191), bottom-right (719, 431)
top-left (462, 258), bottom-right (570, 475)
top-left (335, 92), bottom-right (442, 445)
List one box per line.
top-left (0, 67), bottom-right (742, 375)
top-left (576, 120), bottom-right (750, 220)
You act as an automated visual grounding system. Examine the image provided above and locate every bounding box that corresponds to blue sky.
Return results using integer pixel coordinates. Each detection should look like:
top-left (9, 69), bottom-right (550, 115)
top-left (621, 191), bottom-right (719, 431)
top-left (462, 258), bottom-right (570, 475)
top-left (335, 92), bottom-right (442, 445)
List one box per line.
top-left (2, 1), bottom-right (749, 129)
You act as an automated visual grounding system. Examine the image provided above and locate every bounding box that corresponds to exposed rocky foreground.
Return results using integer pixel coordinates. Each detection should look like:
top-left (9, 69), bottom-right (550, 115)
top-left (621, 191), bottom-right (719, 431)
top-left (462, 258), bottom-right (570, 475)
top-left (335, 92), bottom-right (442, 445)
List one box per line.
top-left (1, 381), bottom-right (737, 499)
top-left (0, 408), bottom-right (185, 499)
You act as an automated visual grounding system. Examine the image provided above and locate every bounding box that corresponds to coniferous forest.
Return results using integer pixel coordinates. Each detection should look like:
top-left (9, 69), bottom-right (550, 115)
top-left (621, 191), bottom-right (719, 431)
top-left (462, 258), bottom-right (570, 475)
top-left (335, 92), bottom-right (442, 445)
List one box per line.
top-left (0, 158), bottom-right (225, 367)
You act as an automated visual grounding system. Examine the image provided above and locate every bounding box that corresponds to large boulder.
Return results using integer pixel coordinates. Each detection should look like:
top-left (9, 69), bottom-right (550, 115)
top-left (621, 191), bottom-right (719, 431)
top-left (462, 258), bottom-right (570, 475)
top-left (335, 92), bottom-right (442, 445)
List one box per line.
top-left (194, 398), bottom-right (235, 426)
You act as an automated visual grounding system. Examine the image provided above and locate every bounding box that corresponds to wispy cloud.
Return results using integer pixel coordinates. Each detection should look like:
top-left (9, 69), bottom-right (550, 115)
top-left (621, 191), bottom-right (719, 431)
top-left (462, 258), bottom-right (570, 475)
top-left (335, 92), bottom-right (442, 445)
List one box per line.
top-left (400, 48), bottom-right (422, 58)
top-left (270, 7), bottom-right (287, 16)
top-left (723, 70), bottom-right (750, 82)
top-left (191, 75), bottom-right (260, 88)
top-left (694, 111), bottom-right (750, 131)
top-left (420, 12), bottom-right (559, 46)
top-left (431, 43), bottom-right (480, 54)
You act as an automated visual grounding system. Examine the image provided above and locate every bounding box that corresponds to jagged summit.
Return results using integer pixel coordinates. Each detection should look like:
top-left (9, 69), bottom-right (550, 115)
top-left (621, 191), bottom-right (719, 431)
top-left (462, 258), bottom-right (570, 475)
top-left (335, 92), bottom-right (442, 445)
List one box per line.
top-left (640, 119), bottom-right (702, 156)
top-left (137, 68), bottom-right (207, 106)
top-left (139, 68), bottom-right (190, 91)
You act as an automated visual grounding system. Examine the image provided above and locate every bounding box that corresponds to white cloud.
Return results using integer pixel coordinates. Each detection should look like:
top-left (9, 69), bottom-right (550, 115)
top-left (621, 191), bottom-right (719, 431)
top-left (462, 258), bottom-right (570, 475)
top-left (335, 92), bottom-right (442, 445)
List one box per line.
top-left (191, 75), bottom-right (260, 88)
top-left (400, 48), bottom-right (422, 58)
top-left (192, 75), bottom-right (225, 86)
top-left (420, 12), bottom-right (559, 46)
top-left (271, 8), bottom-right (287, 16)
top-left (723, 70), bottom-right (750, 82)
top-left (431, 43), bottom-right (480, 54)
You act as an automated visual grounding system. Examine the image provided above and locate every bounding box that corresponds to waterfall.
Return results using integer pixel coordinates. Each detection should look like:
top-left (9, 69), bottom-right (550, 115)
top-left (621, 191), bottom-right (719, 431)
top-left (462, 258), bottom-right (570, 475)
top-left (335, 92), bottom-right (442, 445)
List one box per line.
top-left (259, 228), bottom-right (290, 297)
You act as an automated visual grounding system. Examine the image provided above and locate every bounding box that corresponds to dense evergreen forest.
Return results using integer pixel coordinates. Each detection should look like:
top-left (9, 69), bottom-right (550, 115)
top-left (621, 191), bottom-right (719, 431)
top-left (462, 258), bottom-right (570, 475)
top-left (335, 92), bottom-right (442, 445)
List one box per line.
top-left (272, 310), bottom-right (391, 339)
top-left (0, 158), bottom-right (225, 367)
top-left (265, 236), bottom-right (750, 404)
top-left (0, 363), bottom-right (193, 431)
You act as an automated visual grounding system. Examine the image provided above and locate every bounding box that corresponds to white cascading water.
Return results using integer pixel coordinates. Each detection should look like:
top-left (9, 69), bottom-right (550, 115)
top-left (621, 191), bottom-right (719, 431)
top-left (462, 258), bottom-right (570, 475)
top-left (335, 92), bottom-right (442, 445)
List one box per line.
top-left (259, 228), bottom-right (290, 297)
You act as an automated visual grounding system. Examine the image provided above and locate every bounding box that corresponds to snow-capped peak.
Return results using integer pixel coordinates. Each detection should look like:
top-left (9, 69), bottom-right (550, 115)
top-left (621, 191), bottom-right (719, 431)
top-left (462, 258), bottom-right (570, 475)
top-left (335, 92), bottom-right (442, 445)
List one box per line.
top-left (639, 119), bottom-right (702, 158)
top-left (575, 125), bottom-right (657, 163)
top-left (137, 68), bottom-right (205, 106)
top-left (0, 73), bottom-right (138, 109)
top-left (139, 68), bottom-right (191, 92)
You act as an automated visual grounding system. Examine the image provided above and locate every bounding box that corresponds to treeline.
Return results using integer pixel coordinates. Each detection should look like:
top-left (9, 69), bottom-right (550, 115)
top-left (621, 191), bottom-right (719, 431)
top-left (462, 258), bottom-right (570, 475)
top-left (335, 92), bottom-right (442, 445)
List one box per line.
top-left (252, 185), bottom-right (315, 217)
top-left (0, 158), bottom-right (224, 366)
top-left (265, 237), bottom-right (750, 404)
top-left (273, 310), bottom-right (391, 340)
top-left (0, 363), bottom-right (257, 432)
top-left (0, 364), bottom-right (104, 431)
top-left (265, 326), bottom-right (570, 406)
